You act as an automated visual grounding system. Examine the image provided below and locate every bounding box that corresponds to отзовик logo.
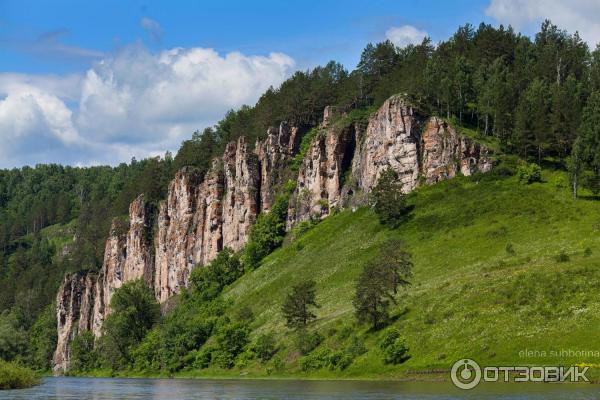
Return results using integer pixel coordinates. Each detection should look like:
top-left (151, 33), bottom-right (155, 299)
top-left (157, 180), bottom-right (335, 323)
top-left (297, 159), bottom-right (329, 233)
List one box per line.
top-left (451, 359), bottom-right (482, 389)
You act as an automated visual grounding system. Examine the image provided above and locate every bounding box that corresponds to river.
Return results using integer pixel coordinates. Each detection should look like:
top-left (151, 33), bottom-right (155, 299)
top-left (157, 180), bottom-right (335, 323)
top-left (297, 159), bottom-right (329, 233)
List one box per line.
top-left (0, 377), bottom-right (598, 399)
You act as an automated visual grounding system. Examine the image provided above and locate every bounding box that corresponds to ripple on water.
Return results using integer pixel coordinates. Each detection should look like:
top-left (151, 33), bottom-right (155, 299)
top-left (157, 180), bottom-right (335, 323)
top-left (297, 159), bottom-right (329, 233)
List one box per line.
top-left (0, 377), bottom-right (598, 400)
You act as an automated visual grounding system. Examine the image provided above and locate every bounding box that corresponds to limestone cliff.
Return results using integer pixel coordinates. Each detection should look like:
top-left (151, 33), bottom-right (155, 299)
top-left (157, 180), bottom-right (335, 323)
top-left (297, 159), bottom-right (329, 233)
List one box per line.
top-left (287, 96), bottom-right (493, 224)
top-left (255, 122), bottom-right (300, 211)
top-left (54, 195), bottom-right (153, 373)
top-left (153, 124), bottom-right (298, 302)
top-left (421, 117), bottom-right (492, 183)
top-left (91, 218), bottom-right (126, 337)
top-left (53, 272), bottom-right (96, 373)
top-left (123, 196), bottom-right (154, 285)
top-left (287, 124), bottom-right (356, 227)
top-left (53, 94), bottom-right (493, 373)
top-left (154, 168), bottom-right (202, 302)
top-left (222, 137), bottom-right (261, 252)
top-left (352, 95), bottom-right (422, 194)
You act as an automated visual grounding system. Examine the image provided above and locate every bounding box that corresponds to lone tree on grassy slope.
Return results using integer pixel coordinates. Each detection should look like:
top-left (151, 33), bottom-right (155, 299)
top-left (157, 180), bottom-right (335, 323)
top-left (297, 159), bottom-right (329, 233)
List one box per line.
top-left (282, 280), bottom-right (320, 329)
top-left (353, 239), bottom-right (413, 329)
top-left (371, 168), bottom-right (409, 228)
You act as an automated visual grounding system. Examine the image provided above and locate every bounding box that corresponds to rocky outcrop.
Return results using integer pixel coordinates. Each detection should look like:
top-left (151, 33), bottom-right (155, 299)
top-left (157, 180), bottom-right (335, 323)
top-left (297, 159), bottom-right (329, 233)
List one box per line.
top-left (222, 137), bottom-right (261, 252)
top-left (53, 94), bottom-right (493, 373)
top-left (153, 136), bottom-right (270, 301)
top-left (54, 195), bottom-right (153, 372)
top-left (287, 125), bottom-right (356, 227)
top-left (287, 96), bottom-right (493, 224)
top-left (352, 95), bottom-right (423, 194)
top-left (154, 169), bottom-right (202, 302)
top-left (53, 272), bottom-right (97, 374)
top-left (421, 117), bottom-right (492, 184)
top-left (255, 122), bottom-right (301, 211)
top-left (91, 219), bottom-right (126, 337)
top-left (123, 196), bottom-right (154, 285)
top-left (321, 105), bottom-right (338, 128)
top-left (92, 194), bottom-right (153, 336)
top-left (194, 158), bottom-right (225, 267)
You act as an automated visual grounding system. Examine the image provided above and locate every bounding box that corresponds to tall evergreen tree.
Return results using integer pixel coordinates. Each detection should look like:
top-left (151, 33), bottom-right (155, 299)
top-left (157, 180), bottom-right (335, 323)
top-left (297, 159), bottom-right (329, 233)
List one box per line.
top-left (353, 239), bottom-right (412, 329)
top-left (281, 280), bottom-right (320, 329)
top-left (550, 75), bottom-right (582, 156)
top-left (514, 78), bottom-right (551, 163)
top-left (571, 92), bottom-right (600, 197)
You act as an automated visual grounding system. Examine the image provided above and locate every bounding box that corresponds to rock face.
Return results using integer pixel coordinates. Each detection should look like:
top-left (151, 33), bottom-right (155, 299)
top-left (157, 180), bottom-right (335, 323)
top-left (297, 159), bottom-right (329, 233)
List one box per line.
top-left (53, 94), bottom-right (493, 373)
top-left (421, 117), bottom-right (492, 184)
top-left (194, 159), bottom-right (225, 267)
top-left (255, 122), bottom-right (300, 211)
top-left (53, 195), bottom-right (153, 373)
top-left (287, 96), bottom-right (493, 224)
top-left (222, 137), bottom-right (261, 252)
top-left (352, 95), bottom-right (423, 194)
top-left (287, 125), bottom-right (356, 227)
top-left (321, 105), bottom-right (338, 128)
top-left (154, 168), bottom-right (203, 302)
top-left (91, 219), bottom-right (127, 337)
top-left (53, 272), bottom-right (96, 374)
top-left (123, 196), bottom-right (154, 284)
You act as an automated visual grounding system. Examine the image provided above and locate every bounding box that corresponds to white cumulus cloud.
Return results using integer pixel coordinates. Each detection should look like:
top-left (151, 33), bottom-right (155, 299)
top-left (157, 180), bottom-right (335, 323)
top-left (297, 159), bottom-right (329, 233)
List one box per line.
top-left (486, 0), bottom-right (600, 46)
top-left (385, 25), bottom-right (428, 48)
top-left (0, 80), bottom-right (81, 166)
top-left (77, 45), bottom-right (294, 147)
top-left (0, 45), bottom-right (295, 167)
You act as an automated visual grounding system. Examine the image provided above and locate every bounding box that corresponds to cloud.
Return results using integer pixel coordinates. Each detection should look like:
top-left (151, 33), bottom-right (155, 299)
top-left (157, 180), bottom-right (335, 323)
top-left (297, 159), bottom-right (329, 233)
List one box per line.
top-left (0, 45), bottom-right (295, 168)
top-left (385, 25), bottom-right (428, 48)
top-left (0, 73), bottom-right (81, 100)
top-left (0, 29), bottom-right (105, 63)
top-left (76, 45), bottom-right (294, 144)
top-left (141, 17), bottom-right (164, 44)
top-left (486, 0), bottom-right (600, 46)
top-left (0, 80), bottom-right (81, 167)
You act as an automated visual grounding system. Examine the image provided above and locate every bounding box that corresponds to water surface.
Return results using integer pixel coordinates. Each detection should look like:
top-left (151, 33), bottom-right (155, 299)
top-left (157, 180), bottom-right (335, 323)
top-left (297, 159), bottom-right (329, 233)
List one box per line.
top-left (1, 377), bottom-right (598, 399)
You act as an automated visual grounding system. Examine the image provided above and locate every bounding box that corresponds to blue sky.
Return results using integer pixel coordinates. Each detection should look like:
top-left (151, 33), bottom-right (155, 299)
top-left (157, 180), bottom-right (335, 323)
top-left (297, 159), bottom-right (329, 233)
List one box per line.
top-left (0, 0), bottom-right (494, 74)
top-left (0, 0), bottom-right (598, 167)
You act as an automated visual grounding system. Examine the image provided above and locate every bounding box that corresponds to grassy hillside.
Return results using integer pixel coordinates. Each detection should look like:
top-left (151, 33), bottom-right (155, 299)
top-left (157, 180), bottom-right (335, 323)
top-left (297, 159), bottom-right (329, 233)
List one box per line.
top-left (199, 164), bottom-right (600, 379)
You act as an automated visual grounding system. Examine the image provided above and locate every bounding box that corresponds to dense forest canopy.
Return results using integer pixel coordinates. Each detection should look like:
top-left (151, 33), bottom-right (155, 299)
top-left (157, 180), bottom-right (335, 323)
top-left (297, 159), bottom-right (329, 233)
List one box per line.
top-left (1, 20), bottom-right (600, 370)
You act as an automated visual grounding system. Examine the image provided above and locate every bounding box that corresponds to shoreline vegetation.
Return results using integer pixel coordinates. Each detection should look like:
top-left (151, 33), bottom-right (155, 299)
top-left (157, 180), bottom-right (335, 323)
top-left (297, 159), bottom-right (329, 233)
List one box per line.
top-left (61, 364), bottom-right (600, 384)
top-left (0, 360), bottom-right (40, 390)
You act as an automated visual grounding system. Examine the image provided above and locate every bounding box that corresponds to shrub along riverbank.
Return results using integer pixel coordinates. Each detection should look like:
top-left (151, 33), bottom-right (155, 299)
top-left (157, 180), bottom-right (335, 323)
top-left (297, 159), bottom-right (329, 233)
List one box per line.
top-left (0, 360), bottom-right (40, 390)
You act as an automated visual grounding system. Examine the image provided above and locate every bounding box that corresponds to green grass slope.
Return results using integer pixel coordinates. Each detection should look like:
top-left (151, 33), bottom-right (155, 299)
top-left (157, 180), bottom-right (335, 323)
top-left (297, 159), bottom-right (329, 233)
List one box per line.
top-left (217, 167), bottom-right (600, 379)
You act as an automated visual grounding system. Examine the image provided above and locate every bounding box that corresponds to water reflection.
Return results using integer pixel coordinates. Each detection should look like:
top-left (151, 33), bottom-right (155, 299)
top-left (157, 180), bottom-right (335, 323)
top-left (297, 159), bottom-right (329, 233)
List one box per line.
top-left (0, 377), bottom-right (598, 400)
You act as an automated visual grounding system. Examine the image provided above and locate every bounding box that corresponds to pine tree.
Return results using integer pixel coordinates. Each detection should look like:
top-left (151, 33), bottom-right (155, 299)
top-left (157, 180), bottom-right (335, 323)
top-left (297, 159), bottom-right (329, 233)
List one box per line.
top-left (281, 280), bottom-right (320, 329)
top-left (371, 168), bottom-right (408, 228)
top-left (515, 78), bottom-right (550, 163)
top-left (571, 92), bottom-right (600, 197)
top-left (591, 46), bottom-right (600, 92)
top-left (550, 75), bottom-right (581, 157)
top-left (353, 239), bottom-right (412, 329)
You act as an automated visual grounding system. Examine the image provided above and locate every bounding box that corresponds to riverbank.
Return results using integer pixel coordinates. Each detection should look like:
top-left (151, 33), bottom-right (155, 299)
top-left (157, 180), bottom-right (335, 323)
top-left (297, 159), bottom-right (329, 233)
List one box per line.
top-left (64, 367), bottom-right (450, 382)
top-left (63, 365), bottom-right (600, 384)
top-left (0, 361), bottom-right (40, 390)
